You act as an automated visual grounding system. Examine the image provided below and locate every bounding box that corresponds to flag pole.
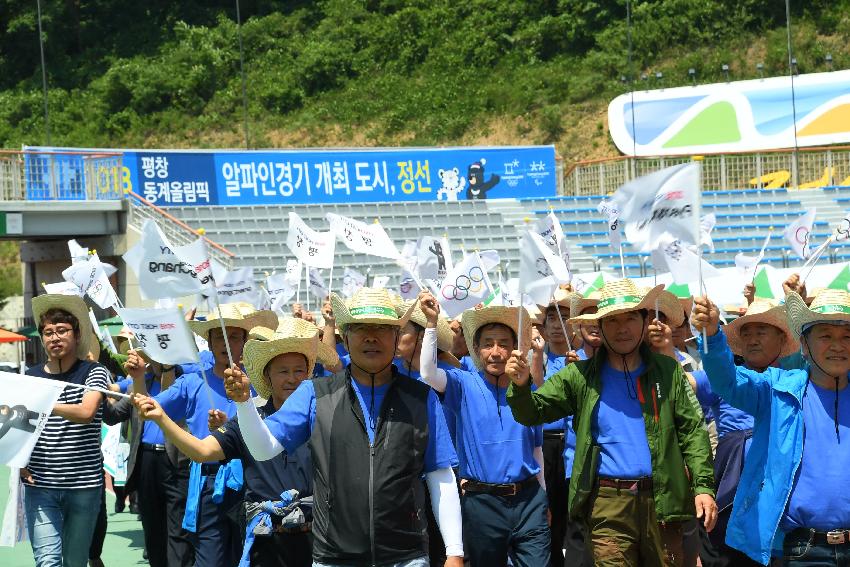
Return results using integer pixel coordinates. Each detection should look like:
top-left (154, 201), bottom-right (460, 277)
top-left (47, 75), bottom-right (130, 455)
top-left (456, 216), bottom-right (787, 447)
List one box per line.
top-left (474, 250), bottom-right (495, 296)
top-left (551, 292), bottom-right (573, 353)
top-left (304, 263), bottom-right (311, 313)
top-left (517, 294), bottom-right (525, 355)
top-left (178, 304), bottom-right (218, 408)
top-left (197, 229), bottom-right (237, 372)
top-left (800, 235), bottom-right (833, 286)
top-left (619, 244), bottom-right (626, 278)
top-left (750, 228), bottom-right (774, 283)
top-left (59, 382), bottom-right (132, 400)
top-left (693, 157), bottom-right (709, 354)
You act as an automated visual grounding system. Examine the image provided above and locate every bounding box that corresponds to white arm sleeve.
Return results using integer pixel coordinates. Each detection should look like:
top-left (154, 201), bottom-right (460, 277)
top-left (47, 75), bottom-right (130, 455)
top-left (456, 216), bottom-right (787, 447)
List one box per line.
top-left (425, 466), bottom-right (464, 558)
top-left (235, 400), bottom-right (285, 461)
top-left (419, 327), bottom-right (448, 393)
top-left (534, 445), bottom-right (546, 491)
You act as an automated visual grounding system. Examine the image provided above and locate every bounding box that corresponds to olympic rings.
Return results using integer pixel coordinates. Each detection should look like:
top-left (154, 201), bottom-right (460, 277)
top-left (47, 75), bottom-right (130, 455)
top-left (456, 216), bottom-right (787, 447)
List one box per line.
top-left (442, 267), bottom-right (486, 300)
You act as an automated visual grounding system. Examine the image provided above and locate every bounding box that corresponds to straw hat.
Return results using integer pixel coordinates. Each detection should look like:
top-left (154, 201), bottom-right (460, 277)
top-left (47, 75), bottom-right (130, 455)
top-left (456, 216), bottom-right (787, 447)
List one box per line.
top-left (397, 299), bottom-right (455, 353)
top-left (243, 319), bottom-right (340, 400)
top-left (461, 305), bottom-right (532, 370)
top-left (32, 294), bottom-right (99, 360)
top-left (568, 291), bottom-right (602, 321)
top-left (189, 302), bottom-right (277, 341)
top-left (331, 288), bottom-right (416, 329)
top-left (786, 289), bottom-right (850, 340)
top-left (724, 299), bottom-right (799, 358)
top-left (643, 288), bottom-right (686, 328)
top-left (568, 279), bottom-right (664, 325)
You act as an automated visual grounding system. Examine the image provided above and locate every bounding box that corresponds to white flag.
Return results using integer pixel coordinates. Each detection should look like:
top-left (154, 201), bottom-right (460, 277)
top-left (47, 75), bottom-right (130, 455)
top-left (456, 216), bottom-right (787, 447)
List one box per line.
top-left (42, 281), bottom-right (82, 296)
top-left (68, 239), bottom-right (89, 264)
top-left (735, 231), bottom-right (772, 279)
top-left (123, 220), bottom-right (213, 300)
top-left (309, 268), bottom-right (329, 300)
top-left (372, 275), bottom-right (390, 290)
top-left (597, 200), bottom-right (622, 252)
top-left (399, 269), bottom-right (418, 300)
top-left (287, 212), bottom-right (336, 269)
top-left (266, 273), bottom-right (296, 312)
top-left (700, 213), bottom-right (717, 252)
top-left (652, 233), bottom-right (721, 285)
top-left (532, 212), bottom-right (570, 271)
top-left (173, 237), bottom-right (215, 289)
top-left (612, 162), bottom-right (701, 250)
top-left (415, 236), bottom-right (454, 283)
top-left (117, 307), bottom-right (200, 365)
top-left (342, 267), bottom-right (367, 298)
top-left (436, 253), bottom-right (491, 318)
top-left (835, 211), bottom-right (850, 242)
top-left (0, 371), bottom-right (66, 467)
top-left (783, 208), bottom-right (816, 260)
top-left (208, 267), bottom-right (257, 306)
top-left (284, 259), bottom-right (302, 286)
top-left (62, 254), bottom-right (118, 310)
top-left (519, 230), bottom-right (571, 294)
top-left (326, 213), bottom-right (401, 260)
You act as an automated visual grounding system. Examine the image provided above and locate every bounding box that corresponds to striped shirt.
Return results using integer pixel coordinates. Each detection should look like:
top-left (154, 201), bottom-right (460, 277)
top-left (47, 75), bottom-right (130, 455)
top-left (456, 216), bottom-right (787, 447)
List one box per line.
top-left (26, 360), bottom-right (110, 489)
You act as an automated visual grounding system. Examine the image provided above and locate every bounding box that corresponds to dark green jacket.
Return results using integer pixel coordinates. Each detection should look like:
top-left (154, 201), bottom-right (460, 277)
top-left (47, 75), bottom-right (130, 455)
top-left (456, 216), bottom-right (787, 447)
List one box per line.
top-left (507, 344), bottom-right (714, 522)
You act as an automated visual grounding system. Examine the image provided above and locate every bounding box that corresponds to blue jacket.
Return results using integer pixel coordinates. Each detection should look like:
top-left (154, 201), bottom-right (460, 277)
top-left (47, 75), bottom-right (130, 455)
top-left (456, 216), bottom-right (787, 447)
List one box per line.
top-left (700, 329), bottom-right (808, 566)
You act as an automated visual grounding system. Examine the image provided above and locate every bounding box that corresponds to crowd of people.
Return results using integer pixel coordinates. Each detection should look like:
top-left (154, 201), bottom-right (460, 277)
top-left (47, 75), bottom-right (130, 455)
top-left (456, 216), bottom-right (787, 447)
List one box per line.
top-left (17, 269), bottom-right (850, 567)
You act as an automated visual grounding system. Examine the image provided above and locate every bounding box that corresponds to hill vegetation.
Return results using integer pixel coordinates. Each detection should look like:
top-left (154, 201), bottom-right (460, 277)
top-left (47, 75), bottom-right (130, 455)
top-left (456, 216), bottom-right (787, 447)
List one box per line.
top-left (0, 0), bottom-right (848, 165)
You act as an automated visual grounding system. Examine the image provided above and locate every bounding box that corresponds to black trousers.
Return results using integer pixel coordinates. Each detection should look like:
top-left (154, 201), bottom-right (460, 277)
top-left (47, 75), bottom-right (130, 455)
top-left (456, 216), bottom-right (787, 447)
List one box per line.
top-left (249, 532), bottom-right (312, 567)
top-left (462, 480), bottom-right (551, 567)
top-left (137, 448), bottom-right (194, 567)
top-left (543, 434), bottom-right (568, 567)
top-left (188, 473), bottom-right (244, 567)
top-left (88, 484), bottom-right (107, 560)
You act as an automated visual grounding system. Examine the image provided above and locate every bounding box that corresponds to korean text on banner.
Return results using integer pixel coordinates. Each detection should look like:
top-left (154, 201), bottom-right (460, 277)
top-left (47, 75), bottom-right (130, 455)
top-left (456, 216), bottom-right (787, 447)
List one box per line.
top-left (117, 307), bottom-right (200, 366)
top-left (0, 371), bottom-right (66, 468)
top-left (287, 212), bottom-right (335, 269)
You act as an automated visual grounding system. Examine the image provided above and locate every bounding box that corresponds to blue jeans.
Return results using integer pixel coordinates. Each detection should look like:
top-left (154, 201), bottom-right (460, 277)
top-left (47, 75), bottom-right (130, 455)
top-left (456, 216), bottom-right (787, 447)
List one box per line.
top-left (313, 556), bottom-right (428, 567)
top-left (784, 530), bottom-right (850, 566)
top-left (24, 485), bottom-right (102, 567)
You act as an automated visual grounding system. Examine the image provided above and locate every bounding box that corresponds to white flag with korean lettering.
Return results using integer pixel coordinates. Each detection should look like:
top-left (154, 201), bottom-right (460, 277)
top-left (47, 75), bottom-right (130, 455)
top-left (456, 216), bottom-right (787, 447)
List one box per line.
top-left (0, 371), bottom-right (66, 468)
top-left (611, 162), bottom-right (701, 251)
top-left (342, 267), bottom-right (367, 298)
top-left (266, 273), bottom-right (296, 312)
top-left (123, 220), bottom-right (213, 299)
top-left (116, 307), bottom-right (200, 365)
top-left (173, 236), bottom-right (215, 289)
top-left (597, 200), bottom-right (622, 252)
top-left (286, 212), bottom-right (335, 269)
top-left (61, 253), bottom-right (119, 310)
top-left (783, 208), bottom-right (816, 260)
top-left (326, 213), bottom-right (402, 260)
top-left (436, 253), bottom-right (491, 318)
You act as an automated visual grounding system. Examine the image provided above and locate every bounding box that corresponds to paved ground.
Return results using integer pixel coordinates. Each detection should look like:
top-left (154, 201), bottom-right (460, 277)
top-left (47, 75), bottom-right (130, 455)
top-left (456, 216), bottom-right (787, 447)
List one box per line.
top-left (0, 465), bottom-right (147, 566)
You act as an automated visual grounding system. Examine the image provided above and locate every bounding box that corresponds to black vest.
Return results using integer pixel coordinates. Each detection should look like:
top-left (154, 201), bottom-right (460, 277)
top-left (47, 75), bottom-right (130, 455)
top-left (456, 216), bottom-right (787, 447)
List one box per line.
top-left (310, 368), bottom-right (430, 565)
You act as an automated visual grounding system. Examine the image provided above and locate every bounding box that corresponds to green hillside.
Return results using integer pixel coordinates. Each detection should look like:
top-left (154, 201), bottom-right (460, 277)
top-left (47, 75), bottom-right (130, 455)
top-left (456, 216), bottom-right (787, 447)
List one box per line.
top-left (0, 0), bottom-right (848, 163)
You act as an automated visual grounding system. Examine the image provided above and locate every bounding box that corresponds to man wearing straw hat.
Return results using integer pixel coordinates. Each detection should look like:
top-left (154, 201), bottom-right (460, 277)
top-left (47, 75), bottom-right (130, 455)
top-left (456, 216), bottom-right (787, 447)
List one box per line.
top-left (134, 317), bottom-right (339, 567)
top-left (128, 302), bottom-right (277, 567)
top-left (227, 287), bottom-right (464, 567)
top-left (692, 299), bottom-right (799, 566)
top-left (23, 294), bottom-right (111, 567)
top-left (505, 279), bottom-right (716, 567)
top-left (417, 293), bottom-right (550, 567)
top-left (692, 290), bottom-right (850, 566)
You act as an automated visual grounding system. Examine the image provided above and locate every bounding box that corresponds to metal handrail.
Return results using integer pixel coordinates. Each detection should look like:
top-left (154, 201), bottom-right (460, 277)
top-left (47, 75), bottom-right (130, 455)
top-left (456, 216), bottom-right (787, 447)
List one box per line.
top-left (126, 191), bottom-right (235, 269)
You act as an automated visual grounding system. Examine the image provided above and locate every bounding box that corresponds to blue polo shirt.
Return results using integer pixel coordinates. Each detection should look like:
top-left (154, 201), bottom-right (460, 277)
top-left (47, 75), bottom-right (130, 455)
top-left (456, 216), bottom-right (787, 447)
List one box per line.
top-left (155, 370), bottom-right (241, 463)
top-left (116, 375), bottom-right (166, 445)
top-left (459, 355), bottom-right (477, 373)
top-left (394, 358), bottom-right (460, 448)
top-left (781, 381), bottom-right (850, 532)
top-left (179, 349), bottom-right (214, 376)
top-left (442, 367), bottom-right (542, 484)
top-left (594, 361), bottom-right (652, 479)
top-left (264, 375), bottom-right (457, 473)
top-left (543, 351), bottom-right (567, 432)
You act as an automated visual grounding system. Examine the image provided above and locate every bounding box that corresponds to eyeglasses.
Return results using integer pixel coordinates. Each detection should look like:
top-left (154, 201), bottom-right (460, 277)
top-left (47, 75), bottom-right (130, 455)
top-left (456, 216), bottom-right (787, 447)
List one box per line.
top-left (347, 323), bottom-right (397, 335)
top-left (42, 327), bottom-right (73, 339)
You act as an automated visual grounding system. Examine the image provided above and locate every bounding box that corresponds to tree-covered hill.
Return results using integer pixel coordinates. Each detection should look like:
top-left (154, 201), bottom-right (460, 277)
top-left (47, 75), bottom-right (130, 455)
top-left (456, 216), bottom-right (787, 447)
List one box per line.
top-left (0, 0), bottom-right (847, 163)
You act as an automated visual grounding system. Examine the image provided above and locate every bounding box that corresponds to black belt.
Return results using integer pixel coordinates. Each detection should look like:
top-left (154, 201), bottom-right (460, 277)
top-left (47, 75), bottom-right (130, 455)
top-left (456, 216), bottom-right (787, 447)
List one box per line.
top-left (463, 476), bottom-right (539, 497)
top-left (597, 477), bottom-right (653, 492)
top-left (201, 463), bottom-right (221, 475)
top-left (788, 528), bottom-right (850, 545)
top-left (140, 443), bottom-right (166, 452)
